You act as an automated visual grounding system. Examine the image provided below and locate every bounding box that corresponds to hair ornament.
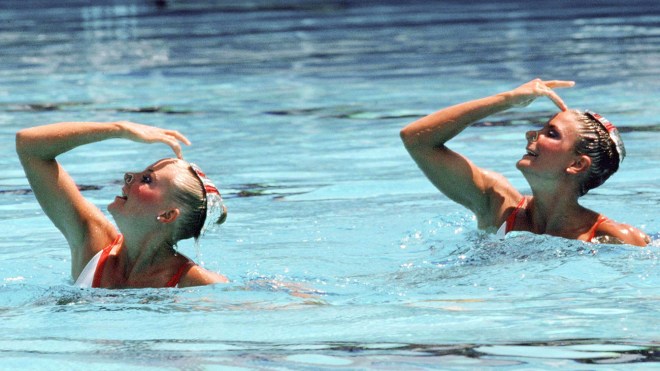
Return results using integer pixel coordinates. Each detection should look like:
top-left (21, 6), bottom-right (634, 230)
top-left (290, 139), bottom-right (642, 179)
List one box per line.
top-left (585, 110), bottom-right (626, 163)
top-left (189, 163), bottom-right (227, 236)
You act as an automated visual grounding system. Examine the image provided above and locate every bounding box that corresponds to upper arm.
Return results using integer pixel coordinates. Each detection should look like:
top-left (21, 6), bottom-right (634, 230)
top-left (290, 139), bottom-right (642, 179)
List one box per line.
top-left (178, 265), bottom-right (228, 288)
top-left (16, 138), bottom-right (114, 272)
top-left (403, 143), bottom-right (521, 227)
top-left (597, 221), bottom-right (650, 247)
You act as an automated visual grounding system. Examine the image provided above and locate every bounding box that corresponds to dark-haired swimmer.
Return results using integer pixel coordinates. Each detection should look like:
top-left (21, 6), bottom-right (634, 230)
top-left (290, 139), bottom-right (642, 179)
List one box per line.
top-left (16, 121), bottom-right (229, 288)
top-left (400, 79), bottom-right (649, 246)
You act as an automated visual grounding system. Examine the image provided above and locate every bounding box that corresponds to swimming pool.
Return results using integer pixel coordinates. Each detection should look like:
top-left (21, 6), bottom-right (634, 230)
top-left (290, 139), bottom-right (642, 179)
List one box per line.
top-left (0, 0), bottom-right (658, 368)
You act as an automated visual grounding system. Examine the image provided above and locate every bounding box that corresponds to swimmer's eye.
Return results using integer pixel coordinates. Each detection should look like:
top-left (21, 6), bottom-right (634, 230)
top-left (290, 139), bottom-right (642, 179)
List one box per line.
top-left (141, 175), bottom-right (153, 184)
top-left (547, 129), bottom-right (559, 139)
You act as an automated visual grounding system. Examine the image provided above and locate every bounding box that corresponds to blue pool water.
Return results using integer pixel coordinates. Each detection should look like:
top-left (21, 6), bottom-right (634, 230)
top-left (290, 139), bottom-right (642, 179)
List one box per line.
top-left (0, 0), bottom-right (658, 369)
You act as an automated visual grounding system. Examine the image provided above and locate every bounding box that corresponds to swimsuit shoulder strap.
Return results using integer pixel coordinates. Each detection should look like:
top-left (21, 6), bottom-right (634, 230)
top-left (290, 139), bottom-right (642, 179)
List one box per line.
top-left (587, 215), bottom-right (609, 241)
top-left (166, 259), bottom-right (195, 288)
top-left (92, 234), bottom-right (123, 288)
top-left (505, 198), bottom-right (527, 234)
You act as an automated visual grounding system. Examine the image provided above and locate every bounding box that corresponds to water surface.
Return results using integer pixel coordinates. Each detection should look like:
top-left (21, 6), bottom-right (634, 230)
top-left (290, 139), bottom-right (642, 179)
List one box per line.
top-left (0, 0), bottom-right (658, 369)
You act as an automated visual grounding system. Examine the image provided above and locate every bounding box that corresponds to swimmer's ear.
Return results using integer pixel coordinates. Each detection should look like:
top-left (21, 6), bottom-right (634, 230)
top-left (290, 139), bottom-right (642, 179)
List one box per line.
top-left (566, 155), bottom-right (591, 175)
top-left (156, 209), bottom-right (180, 224)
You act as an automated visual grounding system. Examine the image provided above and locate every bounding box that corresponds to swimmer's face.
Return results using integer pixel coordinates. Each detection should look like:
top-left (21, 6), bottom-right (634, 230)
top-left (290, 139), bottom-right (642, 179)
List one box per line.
top-left (108, 158), bottom-right (181, 225)
top-left (516, 111), bottom-right (583, 177)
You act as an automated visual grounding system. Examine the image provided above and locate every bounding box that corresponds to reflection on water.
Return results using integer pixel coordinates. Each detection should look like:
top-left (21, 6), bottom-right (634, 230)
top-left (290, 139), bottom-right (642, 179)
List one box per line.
top-left (0, 337), bottom-right (656, 369)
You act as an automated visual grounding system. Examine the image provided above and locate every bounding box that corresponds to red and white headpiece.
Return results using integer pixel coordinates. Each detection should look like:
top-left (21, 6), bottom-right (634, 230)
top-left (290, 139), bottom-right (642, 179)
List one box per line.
top-left (189, 163), bottom-right (226, 236)
top-left (585, 110), bottom-right (626, 164)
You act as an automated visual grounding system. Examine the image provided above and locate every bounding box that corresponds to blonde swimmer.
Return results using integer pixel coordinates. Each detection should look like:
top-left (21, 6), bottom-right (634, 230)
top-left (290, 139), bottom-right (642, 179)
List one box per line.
top-left (16, 121), bottom-right (228, 288)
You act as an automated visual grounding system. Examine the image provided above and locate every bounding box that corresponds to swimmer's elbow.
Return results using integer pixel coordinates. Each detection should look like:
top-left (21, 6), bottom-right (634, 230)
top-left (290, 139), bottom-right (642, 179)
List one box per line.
top-left (15, 128), bottom-right (45, 159)
top-left (621, 225), bottom-right (650, 247)
top-left (400, 127), bottom-right (445, 155)
top-left (15, 129), bottom-right (30, 157)
top-left (631, 231), bottom-right (650, 247)
top-left (607, 226), bottom-right (650, 247)
top-left (399, 127), bottom-right (417, 149)
top-left (622, 236), bottom-right (648, 248)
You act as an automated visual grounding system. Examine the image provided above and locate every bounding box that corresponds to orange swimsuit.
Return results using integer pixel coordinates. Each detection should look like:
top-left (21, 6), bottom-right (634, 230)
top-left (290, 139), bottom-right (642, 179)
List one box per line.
top-left (501, 198), bottom-right (608, 241)
top-left (75, 234), bottom-right (194, 288)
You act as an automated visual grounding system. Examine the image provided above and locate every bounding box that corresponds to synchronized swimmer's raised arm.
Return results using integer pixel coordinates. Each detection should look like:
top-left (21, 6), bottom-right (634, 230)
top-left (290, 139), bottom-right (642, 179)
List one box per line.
top-left (15, 121), bottom-right (190, 278)
top-left (399, 79), bottom-right (575, 229)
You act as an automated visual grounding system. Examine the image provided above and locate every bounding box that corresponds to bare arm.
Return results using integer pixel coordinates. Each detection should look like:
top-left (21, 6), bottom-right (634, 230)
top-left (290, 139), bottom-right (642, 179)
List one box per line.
top-left (596, 220), bottom-right (650, 247)
top-left (400, 79), bottom-right (575, 228)
top-left (15, 121), bottom-right (190, 278)
top-left (178, 265), bottom-right (229, 287)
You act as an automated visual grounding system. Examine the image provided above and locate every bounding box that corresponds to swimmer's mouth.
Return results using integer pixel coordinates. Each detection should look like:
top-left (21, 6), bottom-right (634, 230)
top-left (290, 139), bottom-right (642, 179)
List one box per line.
top-left (525, 149), bottom-right (538, 157)
top-left (118, 189), bottom-right (128, 200)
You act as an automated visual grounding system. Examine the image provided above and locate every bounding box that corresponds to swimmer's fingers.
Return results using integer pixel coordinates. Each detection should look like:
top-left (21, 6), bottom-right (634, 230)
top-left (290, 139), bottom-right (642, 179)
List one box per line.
top-left (117, 121), bottom-right (190, 159)
top-left (511, 79), bottom-right (573, 111)
top-left (514, 78), bottom-right (574, 95)
top-left (160, 135), bottom-right (185, 159)
top-left (149, 129), bottom-right (191, 159)
top-left (161, 130), bottom-right (190, 159)
top-left (545, 89), bottom-right (569, 111)
top-left (509, 79), bottom-right (544, 107)
top-left (542, 80), bottom-right (575, 89)
top-left (536, 80), bottom-right (574, 111)
top-left (164, 129), bottom-right (191, 146)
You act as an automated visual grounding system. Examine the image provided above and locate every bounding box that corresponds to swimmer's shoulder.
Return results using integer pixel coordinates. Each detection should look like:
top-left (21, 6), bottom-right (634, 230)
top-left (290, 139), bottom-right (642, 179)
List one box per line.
top-left (594, 217), bottom-right (650, 247)
top-left (178, 265), bottom-right (229, 288)
top-left (72, 220), bottom-right (118, 279)
top-left (478, 170), bottom-right (524, 229)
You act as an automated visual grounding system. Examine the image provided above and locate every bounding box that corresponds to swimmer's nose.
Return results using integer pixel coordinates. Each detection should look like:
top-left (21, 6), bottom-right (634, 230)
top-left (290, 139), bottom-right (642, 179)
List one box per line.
top-left (124, 172), bottom-right (134, 185)
top-left (526, 130), bottom-right (539, 143)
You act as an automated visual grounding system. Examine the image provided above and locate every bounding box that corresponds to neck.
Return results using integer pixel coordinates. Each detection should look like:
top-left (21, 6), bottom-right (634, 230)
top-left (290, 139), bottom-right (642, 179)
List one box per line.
top-left (526, 176), bottom-right (584, 235)
top-left (119, 229), bottom-right (176, 275)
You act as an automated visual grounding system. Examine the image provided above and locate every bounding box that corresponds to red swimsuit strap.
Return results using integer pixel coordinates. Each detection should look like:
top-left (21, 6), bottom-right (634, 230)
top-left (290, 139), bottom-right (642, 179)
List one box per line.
top-left (505, 198), bottom-right (527, 234)
top-left (166, 260), bottom-right (195, 288)
top-left (587, 215), bottom-right (609, 241)
top-left (92, 234), bottom-right (123, 288)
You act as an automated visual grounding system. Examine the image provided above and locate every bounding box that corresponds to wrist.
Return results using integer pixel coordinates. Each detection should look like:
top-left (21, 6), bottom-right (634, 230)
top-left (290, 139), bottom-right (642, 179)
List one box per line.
top-left (110, 121), bottom-right (130, 139)
top-left (493, 91), bottom-right (516, 110)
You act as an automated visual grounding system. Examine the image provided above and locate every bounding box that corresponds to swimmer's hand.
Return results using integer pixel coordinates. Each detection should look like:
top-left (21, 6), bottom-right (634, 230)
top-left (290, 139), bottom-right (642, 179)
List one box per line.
top-left (116, 121), bottom-right (191, 159)
top-left (508, 79), bottom-right (575, 111)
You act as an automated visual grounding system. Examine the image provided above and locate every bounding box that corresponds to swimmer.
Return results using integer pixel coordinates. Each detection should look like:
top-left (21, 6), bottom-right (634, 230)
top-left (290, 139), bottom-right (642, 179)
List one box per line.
top-left (400, 79), bottom-right (649, 246)
top-left (16, 121), bottom-right (229, 288)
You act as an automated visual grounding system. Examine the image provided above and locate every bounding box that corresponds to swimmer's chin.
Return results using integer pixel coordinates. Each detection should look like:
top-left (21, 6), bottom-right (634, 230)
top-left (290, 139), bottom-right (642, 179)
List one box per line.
top-left (107, 198), bottom-right (124, 215)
